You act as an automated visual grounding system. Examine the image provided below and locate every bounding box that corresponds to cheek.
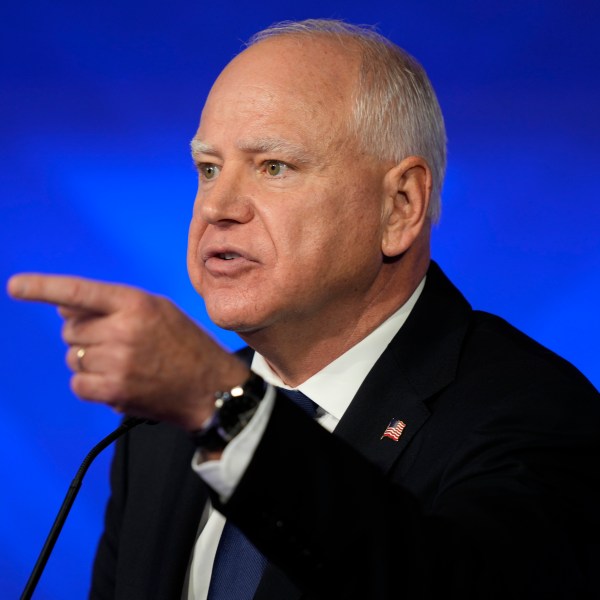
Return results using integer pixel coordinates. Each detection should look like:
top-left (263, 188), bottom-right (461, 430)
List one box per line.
top-left (281, 205), bottom-right (378, 284)
top-left (314, 186), bottom-right (383, 246)
top-left (186, 214), bottom-right (205, 291)
top-left (325, 199), bottom-right (385, 274)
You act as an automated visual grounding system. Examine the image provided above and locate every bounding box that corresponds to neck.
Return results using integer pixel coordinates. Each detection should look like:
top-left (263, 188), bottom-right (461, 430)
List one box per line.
top-left (240, 254), bottom-right (429, 387)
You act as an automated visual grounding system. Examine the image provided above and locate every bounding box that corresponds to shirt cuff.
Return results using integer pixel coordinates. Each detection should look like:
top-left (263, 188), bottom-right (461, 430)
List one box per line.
top-left (191, 382), bottom-right (276, 502)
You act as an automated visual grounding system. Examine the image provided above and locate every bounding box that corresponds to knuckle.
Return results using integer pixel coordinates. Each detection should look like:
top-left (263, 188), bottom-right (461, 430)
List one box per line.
top-left (70, 374), bottom-right (86, 398)
top-left (64, 279), bottom-right (84, 307)
top-left (111, 315), bottom-right (131, 340)
top-left (101, 378), bottom-right (122, 404)
top-left (71, 373), bottom-right (129, 408)
top-left (129, 290), bottom-right (156, 314)
top-left (117, 293), bottom-right (159, 336)
top-left (61, 319), bottom-right (78, 343)
top-left (65, 349), bottom-right (75, 370)
top-left (105, 371), bottom-right (133, 402)
top-left (153, 293), bottom-right (172, 309)
top-left (61, 320), bottom-right (71, 341)
top-left (113, 352), bottom-right (135, 382)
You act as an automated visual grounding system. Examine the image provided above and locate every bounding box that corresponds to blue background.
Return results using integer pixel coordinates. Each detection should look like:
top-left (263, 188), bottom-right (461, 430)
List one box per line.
top-left (1, 1), bottom-right (598, 597)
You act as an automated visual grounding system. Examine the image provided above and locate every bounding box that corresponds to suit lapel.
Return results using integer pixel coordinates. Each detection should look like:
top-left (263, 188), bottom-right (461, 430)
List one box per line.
top-left (253, 261), bottom-right (471, 599)
top-left (335, 261), bottom-right (471, 475)
top-left (334, 349), bottom-right (430, 473)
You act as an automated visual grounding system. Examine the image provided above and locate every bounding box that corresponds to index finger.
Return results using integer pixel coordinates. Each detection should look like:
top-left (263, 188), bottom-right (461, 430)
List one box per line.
top-left (7, 273), bottom-right (130, 314)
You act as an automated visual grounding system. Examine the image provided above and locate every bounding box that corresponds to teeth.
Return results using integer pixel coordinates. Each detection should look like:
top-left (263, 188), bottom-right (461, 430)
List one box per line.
top-left (219, 252), bottom-right (239, 260)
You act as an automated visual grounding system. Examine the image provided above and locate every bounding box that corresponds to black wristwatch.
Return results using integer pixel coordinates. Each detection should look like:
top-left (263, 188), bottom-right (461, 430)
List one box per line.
top-left (191, 371), bottom-right (268, 452)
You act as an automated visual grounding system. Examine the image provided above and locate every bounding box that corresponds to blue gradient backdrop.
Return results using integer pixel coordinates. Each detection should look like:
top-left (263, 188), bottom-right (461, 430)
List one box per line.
top-left (1, 1), bottom-right (598, 597)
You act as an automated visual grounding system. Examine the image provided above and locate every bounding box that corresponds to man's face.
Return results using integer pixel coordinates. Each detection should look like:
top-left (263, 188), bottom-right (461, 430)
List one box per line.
top-left (188, 37), bottom-right (392, 340)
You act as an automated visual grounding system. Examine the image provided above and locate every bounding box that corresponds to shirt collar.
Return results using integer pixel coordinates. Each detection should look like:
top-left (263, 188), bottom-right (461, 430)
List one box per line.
top-left (251, 277), bottom-right (425, 421)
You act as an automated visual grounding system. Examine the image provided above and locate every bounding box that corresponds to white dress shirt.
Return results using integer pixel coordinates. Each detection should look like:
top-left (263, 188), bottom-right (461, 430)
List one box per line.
top-left (186, 278), bottom-right (425, 599)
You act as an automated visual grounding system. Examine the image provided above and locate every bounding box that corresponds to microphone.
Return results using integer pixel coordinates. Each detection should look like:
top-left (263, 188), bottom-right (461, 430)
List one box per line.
top-left (20, 416), bottom-right (154, 600)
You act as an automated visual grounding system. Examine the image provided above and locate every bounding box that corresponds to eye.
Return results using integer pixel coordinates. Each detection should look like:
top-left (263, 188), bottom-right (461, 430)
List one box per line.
top-left (263, 160), bottom-right (288, 177)
top-left (198, 163), bottom-right (220, 181)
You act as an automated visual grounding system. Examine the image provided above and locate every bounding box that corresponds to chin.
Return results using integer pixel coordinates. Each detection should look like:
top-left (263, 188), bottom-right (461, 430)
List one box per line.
top-left (202, 286), bottom-right (282, 335)
top-left (205, 302), bottom-right (262, 334)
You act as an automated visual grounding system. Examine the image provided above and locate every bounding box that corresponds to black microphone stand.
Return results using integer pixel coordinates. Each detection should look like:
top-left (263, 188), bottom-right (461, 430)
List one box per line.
top-left (20, 417), bottom-right (149, 600)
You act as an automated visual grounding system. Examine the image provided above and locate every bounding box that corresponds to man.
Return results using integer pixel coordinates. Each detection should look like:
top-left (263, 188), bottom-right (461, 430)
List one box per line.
top-left (8, 19), bottom-right (599, 600)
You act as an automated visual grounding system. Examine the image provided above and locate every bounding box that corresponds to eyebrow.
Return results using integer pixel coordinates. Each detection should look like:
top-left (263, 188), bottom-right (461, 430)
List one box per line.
top-left (237, 137), bottom-right (311, 160)
top-left (190, 137), bottom-right (312, 164)
top-left (190, 139), bottom-right (215, 157)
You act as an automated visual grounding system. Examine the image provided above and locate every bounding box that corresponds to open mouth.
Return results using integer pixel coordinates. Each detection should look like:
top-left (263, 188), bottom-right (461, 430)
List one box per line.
top-left (217, 252), bottom-right (241, 261)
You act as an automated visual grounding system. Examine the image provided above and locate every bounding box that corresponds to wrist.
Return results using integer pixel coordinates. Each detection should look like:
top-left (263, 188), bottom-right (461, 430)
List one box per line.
top-left (191, 371), bottom-right (267, 452)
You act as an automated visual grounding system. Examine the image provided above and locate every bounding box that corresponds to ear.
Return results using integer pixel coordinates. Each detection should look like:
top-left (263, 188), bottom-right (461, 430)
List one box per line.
top-left (381, 156), bottom-right (432, 257)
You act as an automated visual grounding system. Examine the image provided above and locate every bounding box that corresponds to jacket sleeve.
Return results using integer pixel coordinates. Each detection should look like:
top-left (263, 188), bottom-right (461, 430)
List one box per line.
top-left (212, 378), bottom-right (600, 600)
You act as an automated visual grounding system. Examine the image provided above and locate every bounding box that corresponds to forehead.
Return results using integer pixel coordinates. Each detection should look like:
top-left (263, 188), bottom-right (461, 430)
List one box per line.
top-left (196, 36), bottom-right (361, 150)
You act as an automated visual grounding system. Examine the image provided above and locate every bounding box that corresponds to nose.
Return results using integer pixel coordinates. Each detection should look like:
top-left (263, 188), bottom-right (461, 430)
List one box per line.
top-left (195, 168), bottom-right (254, 227)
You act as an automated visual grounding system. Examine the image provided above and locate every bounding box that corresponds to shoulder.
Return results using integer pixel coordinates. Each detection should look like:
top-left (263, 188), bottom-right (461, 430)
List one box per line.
top-left (429, 309), bottom-right (600, 460)
top-left (461, 310), bottom-right (597, 399)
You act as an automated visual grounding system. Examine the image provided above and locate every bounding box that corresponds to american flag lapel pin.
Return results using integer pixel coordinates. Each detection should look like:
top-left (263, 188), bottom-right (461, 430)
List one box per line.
top-left (381, 418), bottom-right (406, 441)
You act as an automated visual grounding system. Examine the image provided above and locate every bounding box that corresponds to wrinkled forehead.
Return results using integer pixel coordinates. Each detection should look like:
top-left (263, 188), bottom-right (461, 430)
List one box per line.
top-left (199, 36), bottom-right (361, 138)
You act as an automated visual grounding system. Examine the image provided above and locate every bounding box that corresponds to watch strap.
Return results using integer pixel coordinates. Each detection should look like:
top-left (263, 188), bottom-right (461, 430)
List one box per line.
top-left (191, 371), bottom-right (267, 451)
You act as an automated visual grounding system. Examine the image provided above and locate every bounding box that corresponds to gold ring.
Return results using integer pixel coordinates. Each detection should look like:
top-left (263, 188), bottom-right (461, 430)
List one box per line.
top-left (76, 347), bottom-right (86, 372)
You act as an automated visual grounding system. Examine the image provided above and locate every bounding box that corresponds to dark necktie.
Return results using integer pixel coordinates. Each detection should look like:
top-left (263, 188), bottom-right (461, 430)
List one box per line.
top-left (206, 387), bottom-right (317, 600)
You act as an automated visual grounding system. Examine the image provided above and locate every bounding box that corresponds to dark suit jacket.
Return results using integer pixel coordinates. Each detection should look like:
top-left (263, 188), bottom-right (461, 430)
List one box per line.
top-left (90, 262), bottom-right (600, 599)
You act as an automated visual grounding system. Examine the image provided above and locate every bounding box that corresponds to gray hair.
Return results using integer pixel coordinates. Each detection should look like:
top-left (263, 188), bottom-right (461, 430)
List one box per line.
top-left (248, 19), bottom-right (447, 222)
